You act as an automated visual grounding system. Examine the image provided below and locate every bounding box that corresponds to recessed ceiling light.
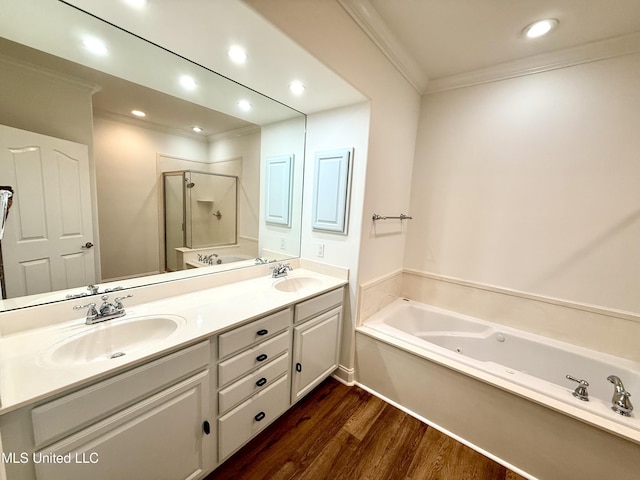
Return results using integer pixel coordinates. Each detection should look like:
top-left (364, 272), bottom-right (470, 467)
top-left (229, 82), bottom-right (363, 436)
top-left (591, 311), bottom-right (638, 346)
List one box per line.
top-left (82, 36), bottom-right (108, 56)
top-left (123, 0), bottom-right (148, 8)
top-left (523, 19), bottom-right (559, 39)
top-left (192, 126), bottom-right (203, 133)
top-left (289, 81), bottom-right (305, 95)
top-left (131, 110), bottom-right (146, 117)
top-left (228, 46), bottom-right (247, 64)
top-left (237, 100), bottom-right (252, 111)
top-left (180, 75), bottom-right (198, 90)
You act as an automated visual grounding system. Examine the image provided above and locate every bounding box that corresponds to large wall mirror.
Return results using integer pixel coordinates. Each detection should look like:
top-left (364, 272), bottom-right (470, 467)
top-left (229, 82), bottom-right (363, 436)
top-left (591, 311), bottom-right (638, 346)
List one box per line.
top-left (0, 0), bottom-right (306, 311)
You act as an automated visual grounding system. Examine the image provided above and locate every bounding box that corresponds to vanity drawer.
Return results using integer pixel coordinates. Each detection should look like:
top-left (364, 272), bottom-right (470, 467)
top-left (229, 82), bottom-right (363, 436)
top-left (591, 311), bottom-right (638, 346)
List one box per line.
top-left (294, 287), bottom-right (343, 324)
top-left (218, 373), bottom-right (290, 461)
top-left (218, 352), bottom-right (289, 415)
top-left (219, 308), bottom-right (291, 359)
top-left (218, 331), bottom-right (290, 387)
top-left (31, 341), bottom-right (210, 447)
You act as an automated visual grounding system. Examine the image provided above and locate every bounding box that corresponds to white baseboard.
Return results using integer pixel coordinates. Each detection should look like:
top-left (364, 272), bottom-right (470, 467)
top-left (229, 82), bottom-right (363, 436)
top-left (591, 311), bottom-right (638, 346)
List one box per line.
top-left (331, 364), bottom-right (355, 386)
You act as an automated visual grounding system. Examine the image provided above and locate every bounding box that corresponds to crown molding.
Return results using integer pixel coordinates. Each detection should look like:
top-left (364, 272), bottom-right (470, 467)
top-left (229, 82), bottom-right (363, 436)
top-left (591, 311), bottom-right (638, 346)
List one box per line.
top-left (337, 1), bottom-right (640, 96)
top-left (427, 31), bottom-right (640, 94)
top-left (94, 110), bottom-right (208, 142)
top-left (0, 52), bottom-right (100, 94)
top-left (337, 0), bottom-right (427, 94)
top-left (208, 125), bottom-right (261, 142)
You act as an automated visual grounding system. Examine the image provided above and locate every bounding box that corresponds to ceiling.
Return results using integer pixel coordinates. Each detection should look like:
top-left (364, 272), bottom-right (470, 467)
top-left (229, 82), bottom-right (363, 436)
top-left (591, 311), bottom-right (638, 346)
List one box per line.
top-left (1, 0), bottom-right (367, 137)
top-left (60, 0), bottom-right (366, 114)
top-left (0, 37), bottom-right (255, 139)
top-left (344, 0), bottom-right (640, 92)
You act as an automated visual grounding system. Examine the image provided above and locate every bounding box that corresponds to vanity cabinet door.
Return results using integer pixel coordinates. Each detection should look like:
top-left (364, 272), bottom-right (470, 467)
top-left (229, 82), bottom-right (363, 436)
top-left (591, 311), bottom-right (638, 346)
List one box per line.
top-left (291, 305), bottom-right (342, 404)
top-left (34, 371), bottom-right (212, 480)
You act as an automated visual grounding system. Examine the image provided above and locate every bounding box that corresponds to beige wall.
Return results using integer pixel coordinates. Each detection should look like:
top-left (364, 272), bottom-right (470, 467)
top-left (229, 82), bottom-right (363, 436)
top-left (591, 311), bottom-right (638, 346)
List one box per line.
top-left (208, 131), bottom-right (261, 242)
top-left (405, 54), bottom-right (640, 316)
top-left (0, 57), bottom-right (94, 147)
top-left (93, 116), bottom-right (207, 281)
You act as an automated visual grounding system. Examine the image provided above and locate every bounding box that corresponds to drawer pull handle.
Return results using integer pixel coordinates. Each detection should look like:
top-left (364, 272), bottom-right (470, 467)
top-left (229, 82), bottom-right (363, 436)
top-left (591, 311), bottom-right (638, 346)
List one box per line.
top-left (257, 329), bottom-right (269, 336)
top-left (256, 377), bottom-right (267, 387)
top-left (254, 411), bottom-right (266, 422)
top-left (256, 354), bottom-right (268, 362)
top-left (203, 421), bottom-right (211, 435)
top-left (296, 362), bottom-right (302, 372)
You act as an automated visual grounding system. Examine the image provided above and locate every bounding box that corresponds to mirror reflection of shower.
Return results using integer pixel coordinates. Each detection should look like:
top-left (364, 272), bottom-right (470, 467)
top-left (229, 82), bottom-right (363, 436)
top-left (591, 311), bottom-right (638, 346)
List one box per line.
top-left (163, 170), bottom-right (238, 272)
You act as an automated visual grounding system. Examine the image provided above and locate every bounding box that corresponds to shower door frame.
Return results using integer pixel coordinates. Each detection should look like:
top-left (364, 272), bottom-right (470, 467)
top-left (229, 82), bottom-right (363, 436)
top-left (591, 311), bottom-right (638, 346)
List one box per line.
top-left (162, 170), bottom-right (239, 272)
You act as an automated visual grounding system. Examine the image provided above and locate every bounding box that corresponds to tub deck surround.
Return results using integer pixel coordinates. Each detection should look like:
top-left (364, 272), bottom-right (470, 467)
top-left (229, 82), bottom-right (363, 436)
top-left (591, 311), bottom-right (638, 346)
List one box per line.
top-left (0, 266), bottom-right (347, 415)
top-left (359, 299), bottom-right (640, 445)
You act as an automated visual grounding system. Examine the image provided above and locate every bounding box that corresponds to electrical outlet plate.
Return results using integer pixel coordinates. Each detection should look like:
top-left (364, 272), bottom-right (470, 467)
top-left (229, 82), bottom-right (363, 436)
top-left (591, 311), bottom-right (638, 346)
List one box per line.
top-left (317, 243), bottom-right (325, 258)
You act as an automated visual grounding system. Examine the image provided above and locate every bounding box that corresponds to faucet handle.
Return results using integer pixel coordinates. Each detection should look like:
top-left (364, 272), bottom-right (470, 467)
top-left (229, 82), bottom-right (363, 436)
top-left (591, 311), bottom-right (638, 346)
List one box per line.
top-left (74, 302), bottom-right (96, 311)
top-left (566, 375), bottom-right (589, 401)
top-left (74, 302), bottom-right (98, 318)
top-left (114, 294), bottom-right (133, 308)
top-left (104, 285), bottom-right (123, 293)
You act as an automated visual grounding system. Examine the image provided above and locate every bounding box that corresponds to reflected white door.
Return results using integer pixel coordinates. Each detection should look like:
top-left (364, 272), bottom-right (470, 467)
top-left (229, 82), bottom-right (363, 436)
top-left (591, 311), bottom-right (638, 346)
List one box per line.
top-left (0, 125), bottom-right (95, 298)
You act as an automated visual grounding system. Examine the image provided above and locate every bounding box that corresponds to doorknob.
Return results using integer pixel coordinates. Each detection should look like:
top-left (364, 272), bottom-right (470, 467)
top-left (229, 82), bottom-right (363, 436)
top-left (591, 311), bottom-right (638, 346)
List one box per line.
top-left (81, 242), bottom-right (94, 249)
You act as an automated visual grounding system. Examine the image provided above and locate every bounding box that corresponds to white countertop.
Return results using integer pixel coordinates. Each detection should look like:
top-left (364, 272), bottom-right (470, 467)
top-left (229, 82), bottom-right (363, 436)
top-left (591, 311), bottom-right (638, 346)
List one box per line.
top-left (0, 268), bottom-right (347, 415)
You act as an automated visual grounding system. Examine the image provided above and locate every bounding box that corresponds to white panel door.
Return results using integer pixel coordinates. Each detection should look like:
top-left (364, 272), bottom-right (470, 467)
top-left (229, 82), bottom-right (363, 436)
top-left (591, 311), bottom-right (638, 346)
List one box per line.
top-left (0, 124), bottom-right (95, 298)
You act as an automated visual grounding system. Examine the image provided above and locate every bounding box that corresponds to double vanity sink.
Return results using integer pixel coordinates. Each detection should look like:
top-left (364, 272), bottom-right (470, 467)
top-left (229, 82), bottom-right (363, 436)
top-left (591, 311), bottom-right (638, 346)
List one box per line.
top-left (0, 266), bottom-right (347, 413)
top-left (0, 263), bottom-right (348, 480)
top-left (37, 276), bottom-right (322, 367)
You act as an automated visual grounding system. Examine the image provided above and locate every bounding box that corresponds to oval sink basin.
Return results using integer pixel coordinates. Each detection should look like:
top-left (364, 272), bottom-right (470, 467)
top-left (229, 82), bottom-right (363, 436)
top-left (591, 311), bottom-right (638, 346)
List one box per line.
top-left (41, 315), bottom-right (185, 366)
top-left (273, 276), bottom-right (322, 293)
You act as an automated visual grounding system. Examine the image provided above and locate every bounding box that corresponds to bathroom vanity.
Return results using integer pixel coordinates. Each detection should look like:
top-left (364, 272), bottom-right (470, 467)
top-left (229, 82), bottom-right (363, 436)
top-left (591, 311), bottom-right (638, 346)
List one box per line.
top-left (0, 266), bottom-right (346, 480)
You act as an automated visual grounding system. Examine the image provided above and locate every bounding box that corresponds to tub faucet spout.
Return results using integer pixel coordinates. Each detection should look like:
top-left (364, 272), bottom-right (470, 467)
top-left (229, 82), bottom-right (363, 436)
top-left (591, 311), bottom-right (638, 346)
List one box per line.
top-left (607, 375), bottom-right (633, 417)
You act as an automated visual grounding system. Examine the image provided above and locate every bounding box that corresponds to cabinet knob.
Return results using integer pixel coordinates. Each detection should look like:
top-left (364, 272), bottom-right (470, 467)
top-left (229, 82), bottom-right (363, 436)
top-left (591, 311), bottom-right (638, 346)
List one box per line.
top-left (296, 362), bottom-right (302, 372)
top-left (256, 377), bottom-right (267, 387)
top-left (257, 329), bottom-right (268, 336)
top-left (203, 421), bottom-right (211, 435)
top-left (256, 353), bottom-right (268, 362)
top-left (254, 411), bottom-right (266, 422)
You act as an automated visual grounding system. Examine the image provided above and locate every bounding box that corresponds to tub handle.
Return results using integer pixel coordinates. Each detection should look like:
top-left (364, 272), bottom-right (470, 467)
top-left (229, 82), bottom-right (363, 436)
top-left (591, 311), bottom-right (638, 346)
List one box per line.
top-left (566, 375), bottom-right (589, 401)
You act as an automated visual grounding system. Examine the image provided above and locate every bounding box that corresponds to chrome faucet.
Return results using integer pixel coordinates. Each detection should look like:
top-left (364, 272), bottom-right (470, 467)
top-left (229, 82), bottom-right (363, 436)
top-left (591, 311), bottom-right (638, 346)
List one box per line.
top-left (607, 375), bottom-right (633, 416)
top-left (74, 294), bottom-right (133, 325)
top-left (566, 375), bottom-right (589, 401)
top-left (272, 263), bottom-right (293, 278)
top-left (197, 253), bottom-right (220, 265)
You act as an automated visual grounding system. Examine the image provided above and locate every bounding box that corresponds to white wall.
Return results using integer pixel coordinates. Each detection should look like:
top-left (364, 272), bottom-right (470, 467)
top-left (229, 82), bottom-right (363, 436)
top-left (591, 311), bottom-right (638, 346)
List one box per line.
top-left (246, 0), bottom-right (421, 284)
top-left (247, 0), bottom-right (421, 380)
top-left (93, 116), bottom-right (207, 281)
top-left (405, 54), bottom-right (640, 314)
top-left (259, 117), bottom-right (306, 259)
top-left (303, 102), bottom-right (370, 369)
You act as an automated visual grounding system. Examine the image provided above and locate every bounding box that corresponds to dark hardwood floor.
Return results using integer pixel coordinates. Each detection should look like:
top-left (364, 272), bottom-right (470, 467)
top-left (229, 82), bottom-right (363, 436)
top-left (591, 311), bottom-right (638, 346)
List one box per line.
top-left (207, 378), bottom-right (528, 480)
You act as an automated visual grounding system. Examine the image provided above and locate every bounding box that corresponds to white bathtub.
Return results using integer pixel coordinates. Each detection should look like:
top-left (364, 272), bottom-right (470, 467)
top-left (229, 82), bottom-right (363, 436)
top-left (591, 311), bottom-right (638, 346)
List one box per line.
top-left (359, 298), bottom-right (640, 440)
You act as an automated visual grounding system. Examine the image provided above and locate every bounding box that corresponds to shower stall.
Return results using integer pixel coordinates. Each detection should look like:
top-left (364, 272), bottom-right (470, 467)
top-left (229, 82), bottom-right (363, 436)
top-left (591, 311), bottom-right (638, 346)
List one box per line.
top-left (163, 170), bottom-right (238, 272)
